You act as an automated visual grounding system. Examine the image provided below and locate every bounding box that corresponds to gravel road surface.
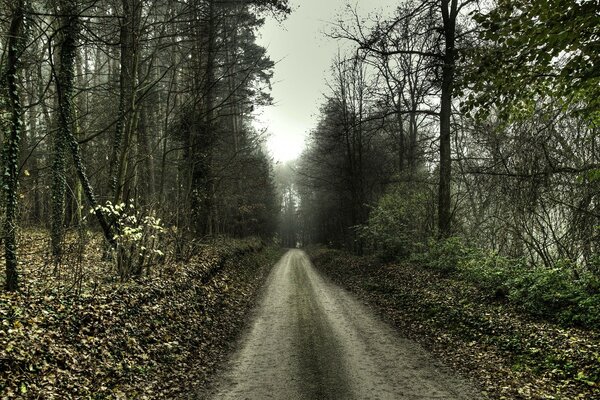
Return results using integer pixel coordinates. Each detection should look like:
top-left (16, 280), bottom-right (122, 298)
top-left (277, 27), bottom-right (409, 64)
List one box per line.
top-left (207, 249), bottom-right (480, 399)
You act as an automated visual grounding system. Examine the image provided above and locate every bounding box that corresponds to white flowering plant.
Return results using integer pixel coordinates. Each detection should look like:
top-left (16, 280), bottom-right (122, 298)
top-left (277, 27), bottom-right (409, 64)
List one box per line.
top-left (91, 201), bottom-right (166, 279)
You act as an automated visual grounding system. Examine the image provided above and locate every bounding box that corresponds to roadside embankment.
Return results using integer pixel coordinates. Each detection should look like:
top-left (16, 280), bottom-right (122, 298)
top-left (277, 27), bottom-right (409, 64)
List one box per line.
top-left (1, 237), bottom-right (281, 399)
top-left (307, 247), bottom-right (600, 400)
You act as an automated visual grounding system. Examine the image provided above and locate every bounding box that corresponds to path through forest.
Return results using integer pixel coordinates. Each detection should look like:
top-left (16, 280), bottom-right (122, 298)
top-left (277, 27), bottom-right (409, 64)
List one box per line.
top-left (206, 249), bottom-right (480, 399)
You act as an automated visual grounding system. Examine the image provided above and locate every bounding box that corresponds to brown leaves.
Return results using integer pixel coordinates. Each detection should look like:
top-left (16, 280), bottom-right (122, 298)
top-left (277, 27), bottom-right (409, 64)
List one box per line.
top-left (309, 247), bottom-right (600, 400)
top-left (1, 234), bottom-right (278, 399)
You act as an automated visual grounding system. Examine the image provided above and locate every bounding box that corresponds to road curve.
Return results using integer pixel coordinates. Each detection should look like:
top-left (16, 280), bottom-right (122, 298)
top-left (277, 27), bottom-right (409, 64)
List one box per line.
top-left (207, 249), bottom-right (480, 400)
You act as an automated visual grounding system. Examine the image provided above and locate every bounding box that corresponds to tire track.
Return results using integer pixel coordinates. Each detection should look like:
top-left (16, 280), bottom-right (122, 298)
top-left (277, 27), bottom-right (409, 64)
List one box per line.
top-left (207, 249), bottom-right (479, 399)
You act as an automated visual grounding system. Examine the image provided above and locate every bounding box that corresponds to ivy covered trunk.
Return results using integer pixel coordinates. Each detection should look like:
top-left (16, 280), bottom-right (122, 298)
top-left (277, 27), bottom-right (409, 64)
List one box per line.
top-left (2, 0), bottom-right (26, 291)
top-left (53, 0), bottom-right (117, 262)
top-left (51, 0), bottom-right (80, 263)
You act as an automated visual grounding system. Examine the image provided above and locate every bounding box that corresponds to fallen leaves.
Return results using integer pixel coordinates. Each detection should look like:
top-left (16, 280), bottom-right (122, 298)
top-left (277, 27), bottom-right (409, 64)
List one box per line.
top-left (1, 233), bottom-right (281, 399)
top-left (308, 247), bottom-right (600, 400)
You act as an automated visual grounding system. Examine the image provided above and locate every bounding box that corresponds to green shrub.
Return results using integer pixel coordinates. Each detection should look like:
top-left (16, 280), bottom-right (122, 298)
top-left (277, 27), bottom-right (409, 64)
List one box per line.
top-left (508, 261), bottom-right (600, 328)
top-left (360, 182), bottom-right (432, 261)
top-left (417, 240), bottom-right (600, 328)
top-left (459, 250), bottom-right (523, 299)
top-left (576, 292), bottom-right (600, 327)
top-left (509, 263), bottom-right (581, 318)
top-left (413, 236), bottom-right (471, 273)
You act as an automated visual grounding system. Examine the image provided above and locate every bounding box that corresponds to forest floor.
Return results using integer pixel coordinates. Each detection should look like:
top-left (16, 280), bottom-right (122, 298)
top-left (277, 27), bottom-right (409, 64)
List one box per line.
top-left (307, 247), bottom-right (600, 400)
top-left (0, 231), bottom-right (282, 399)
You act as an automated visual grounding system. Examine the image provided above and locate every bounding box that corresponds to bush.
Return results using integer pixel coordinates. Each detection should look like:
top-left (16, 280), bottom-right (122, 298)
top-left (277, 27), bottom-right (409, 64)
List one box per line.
top-left (509, 263), bottom-right (580, 315)
top-left (576, 291), bottom-right (600, 327)
top-left (415, 239), bottom-right (600, 328)
top-left (360, 182), bottom-right (432, 260)
top-left (412, 236), bottom-right (471, 273)
top-left (459, 250), bottom-right (523, 299)
top-left (91, 202), bottom-right (166, 280)
top-left (509, 264), bottom-right (600, 327)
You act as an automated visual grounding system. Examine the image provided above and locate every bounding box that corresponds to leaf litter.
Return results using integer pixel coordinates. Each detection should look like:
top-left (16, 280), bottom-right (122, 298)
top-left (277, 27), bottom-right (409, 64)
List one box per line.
top-left (1, 231), bottom-right (280, 399)
top-left (308, 247), bottom-right (600, 400)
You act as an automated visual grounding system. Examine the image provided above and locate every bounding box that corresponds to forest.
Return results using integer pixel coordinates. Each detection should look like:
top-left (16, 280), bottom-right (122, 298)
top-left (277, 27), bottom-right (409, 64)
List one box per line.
top-left (1, 0), bottom-right (599, 398)
top-left (0, 0), bottom-right (289, 292)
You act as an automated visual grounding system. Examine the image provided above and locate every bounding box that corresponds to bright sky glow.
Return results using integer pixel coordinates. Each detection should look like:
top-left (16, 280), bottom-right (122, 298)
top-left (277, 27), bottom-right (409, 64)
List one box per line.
top-left (255, 0), bottom-right (398, 162)
top-left (266, 133), bottom-right (305, 162)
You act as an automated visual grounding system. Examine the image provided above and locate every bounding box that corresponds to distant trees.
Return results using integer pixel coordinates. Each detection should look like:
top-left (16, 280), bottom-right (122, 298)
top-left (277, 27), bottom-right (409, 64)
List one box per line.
top-left (0, 0), bottom-right (288, 290)
top-left (274, 161), bottom-right (298, 247)
top-left (297, 0), bottom-right (468, 248)
top-left (331, 0), bottom-right (476, 237)
top-left (297, 55), bottom-right (394, 250)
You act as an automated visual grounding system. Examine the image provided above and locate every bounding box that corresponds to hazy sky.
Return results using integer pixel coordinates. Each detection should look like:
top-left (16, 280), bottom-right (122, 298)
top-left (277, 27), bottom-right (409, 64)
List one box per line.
top-left (255, 0), bottom-right (398, 162)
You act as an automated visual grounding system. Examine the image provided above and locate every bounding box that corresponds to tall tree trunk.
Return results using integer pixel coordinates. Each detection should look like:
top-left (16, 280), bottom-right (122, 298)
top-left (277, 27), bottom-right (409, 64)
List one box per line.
top-left (137, 101), bottom-right (155, 205)
top-left (25, 60), bottom-right (42, 226)
top-left (395, 98), bottom-right (406, 172)
top-left (55, 0), bottom-right (116, 251)
top-left (438, 0), bottom-right (457, 238)
top-left (2, 0), bottom-right (25, 291)
top-left (191, 0), bottom-right (217, 235)
top-left (408, 105), bottom-right (418, 173)
top-left (203, 0), bottom-right (217, 235)
top-left (52, 0), bottom-right (82, 262)
top-left (111, 0), bottom-right (141, 205)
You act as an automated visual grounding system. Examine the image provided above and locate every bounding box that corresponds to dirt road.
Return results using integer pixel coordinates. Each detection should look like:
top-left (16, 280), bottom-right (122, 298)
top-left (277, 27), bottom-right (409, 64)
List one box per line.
top-left (207, 249), bottom-right (480, 399)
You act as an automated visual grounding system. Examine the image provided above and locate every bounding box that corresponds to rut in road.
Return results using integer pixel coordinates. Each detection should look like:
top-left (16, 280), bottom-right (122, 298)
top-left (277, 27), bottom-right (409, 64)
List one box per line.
top-left (207, 249), bottom-right (480, 400)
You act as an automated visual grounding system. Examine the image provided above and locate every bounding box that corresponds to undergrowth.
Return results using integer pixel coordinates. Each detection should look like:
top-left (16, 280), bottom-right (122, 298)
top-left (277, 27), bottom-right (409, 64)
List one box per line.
top-left (412, 237), bottom-right (600, 329)
top-left (1, 232), bottom-right (280, 399)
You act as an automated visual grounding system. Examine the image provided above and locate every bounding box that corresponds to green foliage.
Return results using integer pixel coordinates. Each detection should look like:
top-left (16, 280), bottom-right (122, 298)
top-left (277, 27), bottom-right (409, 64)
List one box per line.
top-left (508, 265), bottom-right (600, 327)
top-left (465, 0), bottom-right (600, 123)
top-left (413, 239), bottom-right (600, 328)
top-left (412, 237), bottom-right (471, 273)
top-left (360, 182), bottom-right (431, 260)
top-left (459, 250), bottom-right (523, 298)
top-left (510, 263), bottom-right (578, 311)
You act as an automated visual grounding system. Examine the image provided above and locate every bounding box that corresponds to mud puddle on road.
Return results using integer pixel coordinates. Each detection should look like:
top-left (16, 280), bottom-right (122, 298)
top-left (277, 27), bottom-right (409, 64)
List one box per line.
top-left (205, 249), bottom-right (480, 400)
